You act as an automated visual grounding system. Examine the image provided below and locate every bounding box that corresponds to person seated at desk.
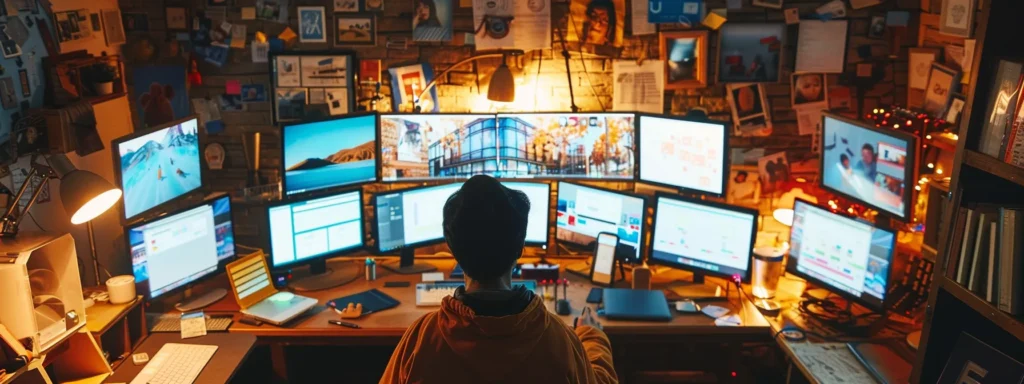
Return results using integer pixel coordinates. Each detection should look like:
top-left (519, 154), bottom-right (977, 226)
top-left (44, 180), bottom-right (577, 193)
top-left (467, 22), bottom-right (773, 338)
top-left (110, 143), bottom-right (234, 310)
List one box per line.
top-left (380, 175), bottom-right (617, 384)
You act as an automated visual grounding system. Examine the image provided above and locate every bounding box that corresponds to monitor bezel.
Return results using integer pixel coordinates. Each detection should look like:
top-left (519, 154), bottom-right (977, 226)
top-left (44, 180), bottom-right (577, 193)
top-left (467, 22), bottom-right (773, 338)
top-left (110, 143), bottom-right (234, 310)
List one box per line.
top-left (646, 191), bottom-right (758, 283)
top-left (554, 180), bottom-right (649, 264)
top-left (124, 193), bottom-right (237, 300)
top-left (635, 113), bottom-right (730, 198)
top-left (785, 198), bottom-right (897, 312)
top-left (818, 112), bottom-right (918, 222)
top-left (378, 112), bottom-right (499, 183)
top-left (496, 180), bottom-right (552, 247)
top-left (111, 115), bottom-right (205, 225)
top-left (265, 188), bottom-right (367, 270)
top-left (280, 112), bottom-right (381, 198)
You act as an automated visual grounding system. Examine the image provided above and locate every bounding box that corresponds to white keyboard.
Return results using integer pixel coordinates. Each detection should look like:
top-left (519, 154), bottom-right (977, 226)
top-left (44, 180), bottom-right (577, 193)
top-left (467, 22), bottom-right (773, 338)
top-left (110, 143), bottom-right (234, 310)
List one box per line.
top-left (130, 343), bottom-right (218, 384)
top-left (415, 281), bottom-right (538, 306)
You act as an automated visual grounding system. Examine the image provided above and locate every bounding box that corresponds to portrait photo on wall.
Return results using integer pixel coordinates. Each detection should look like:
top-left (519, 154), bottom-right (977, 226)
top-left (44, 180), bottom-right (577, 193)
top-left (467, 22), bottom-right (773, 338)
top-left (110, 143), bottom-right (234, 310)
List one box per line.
top-left (659, 30), bottom-right (707, 89)
top-left (412, 0), bottom-right (453, 42)
top-left (758, 151), bottom-right (790, 194)
top-left (727, 165), bottom-right (761, 208)
top-left (133, 66), bottom-right (188, 129)
top-left (717, 23), bottom-right (784, 83)
top-left (727, 83), bottom-right (773, 137)
top-left (336, 14), bottom-right (376, 45)
top-left (569, 0), bottom-right (625, 48)
top-left (791, 73), bottom-right (828, 109)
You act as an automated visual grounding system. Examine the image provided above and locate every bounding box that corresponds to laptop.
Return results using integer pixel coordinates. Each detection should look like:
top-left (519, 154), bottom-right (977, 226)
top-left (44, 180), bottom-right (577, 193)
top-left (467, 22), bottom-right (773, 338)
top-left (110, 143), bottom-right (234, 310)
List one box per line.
top-left (226, 252), bottom-right (317, 325)
top-left (602, 288), bottom-right (673, 322)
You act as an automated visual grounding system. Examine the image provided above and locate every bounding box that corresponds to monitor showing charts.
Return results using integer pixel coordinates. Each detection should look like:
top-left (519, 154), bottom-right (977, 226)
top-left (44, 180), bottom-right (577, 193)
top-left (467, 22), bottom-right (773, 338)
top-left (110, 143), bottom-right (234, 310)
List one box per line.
top-left (128, 195), bottom-right (236, 299)
top-left (114, 117), bottom-right (203, 222)
top-left (638, 114), bottom-right (728, 196)
top-left (821, 114), bottom-right (916, 220)
top-left (379, 114), bottom-right (496, 181)
top-left (555, 182), bottom-right (645, 262)
top-left (283, 113), bottom-right (378, 196)
top-left (267, 190), bottom-right (365, 268)
top-left (648, 194), bottom-right (757, 280)
top-left (496, 113), bottom-right (635, 180)
top-left (788, 199), bottom-right (896, 310)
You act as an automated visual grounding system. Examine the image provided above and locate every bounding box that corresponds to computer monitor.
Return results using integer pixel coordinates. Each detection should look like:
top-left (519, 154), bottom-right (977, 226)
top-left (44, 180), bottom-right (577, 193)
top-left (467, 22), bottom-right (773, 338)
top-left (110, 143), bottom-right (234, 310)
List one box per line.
top-left (496, 113), bottom-right (635, 179)
top-left (637, 114), bottom-right (728, 197)
top-left (648, 193), bottom-right (757, 282)
top-left (113, 116), bottom-right (204, 223)
top-left (787, 199), bottom-right (896, 311)
top-left (379, 114), bottom-right (497, 182)
top-left (501, 181), bottom-right (551, 247)
top-left (555, 182), bottom-right (646, 263)
top-left (821, 113), bottom-right (916, 221)
top-left (282, 113), bottom-right (379, 197)
top-left (267, 189), bottom-right (365, 290)
top-left (128, 194), bottom-right (236, 311)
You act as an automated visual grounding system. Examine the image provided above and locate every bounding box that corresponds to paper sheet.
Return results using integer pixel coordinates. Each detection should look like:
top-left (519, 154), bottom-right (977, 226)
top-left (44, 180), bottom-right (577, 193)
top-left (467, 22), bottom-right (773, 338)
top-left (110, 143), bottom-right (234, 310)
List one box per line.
top-left (242, 7), bottom-right (256, 20)
top-left (816, 0), bottom-right (847, 18)
top-left (784, 8), bottom-right (800, 24)
top-left (612, 60), bottom-right (664, 114)
top-left (796, 107), bottom-right (824, 136)
top-left (795, 20), bottom-right (848, 73)
top-left (231, 24), bottom-right (247, 48)
top-left (789, 343), bottom-right (877, 384)
top-left (631, 0), bottom-right (655, 35)
top-left (472, 0), bottom-right (550, 51)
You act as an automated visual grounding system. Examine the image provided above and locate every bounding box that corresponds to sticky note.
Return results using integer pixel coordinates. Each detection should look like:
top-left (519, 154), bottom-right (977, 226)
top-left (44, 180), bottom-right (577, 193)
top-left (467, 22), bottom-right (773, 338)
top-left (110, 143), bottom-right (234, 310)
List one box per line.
top-left (278, 27), bottom-right (297, 43)
top-left (226, 80), bottom-right (241, 95)
top-left (702, 12), bottom-right (727, 30)
top-left (241, 7), bottom-right (256, 20)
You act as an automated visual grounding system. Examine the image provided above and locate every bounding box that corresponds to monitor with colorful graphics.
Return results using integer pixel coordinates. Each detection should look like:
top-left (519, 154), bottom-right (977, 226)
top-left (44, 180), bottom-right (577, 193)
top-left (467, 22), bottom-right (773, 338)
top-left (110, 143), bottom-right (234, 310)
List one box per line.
top-left (114, 116), bottom-right (203, 223)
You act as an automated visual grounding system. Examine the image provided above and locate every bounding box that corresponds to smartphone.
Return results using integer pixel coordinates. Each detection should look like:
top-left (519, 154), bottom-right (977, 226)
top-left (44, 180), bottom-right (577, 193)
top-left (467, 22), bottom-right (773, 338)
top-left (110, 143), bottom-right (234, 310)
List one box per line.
top-left (590, 232), bottom-right (619, 286)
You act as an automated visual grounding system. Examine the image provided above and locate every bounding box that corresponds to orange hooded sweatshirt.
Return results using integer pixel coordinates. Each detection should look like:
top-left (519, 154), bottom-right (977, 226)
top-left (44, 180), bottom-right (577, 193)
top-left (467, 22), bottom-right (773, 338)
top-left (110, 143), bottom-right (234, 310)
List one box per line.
top-left (379, 293), bottom-right (618, 383)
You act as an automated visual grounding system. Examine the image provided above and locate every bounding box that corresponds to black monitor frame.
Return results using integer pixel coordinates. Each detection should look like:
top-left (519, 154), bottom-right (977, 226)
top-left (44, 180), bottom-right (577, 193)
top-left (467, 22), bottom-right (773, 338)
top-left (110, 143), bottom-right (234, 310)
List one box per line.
top-left (554, 180), bottom-right (649, 264)
top-left (378, 112), bottom-right (498, 183)
top-left (785, 198), bottom-right (897, 312)
top-left (819, 112), bottom-right (918, 222)
top-left (646, 192), bottom-right (758, 283)
top-left (266, 188), bottom-right (366, 273)
top-left (280, 112), bottom-right (381, 198)
top-left (635, 113), bottom-right (730, 198)
top-left (111, 115), bottom-right (205, 225)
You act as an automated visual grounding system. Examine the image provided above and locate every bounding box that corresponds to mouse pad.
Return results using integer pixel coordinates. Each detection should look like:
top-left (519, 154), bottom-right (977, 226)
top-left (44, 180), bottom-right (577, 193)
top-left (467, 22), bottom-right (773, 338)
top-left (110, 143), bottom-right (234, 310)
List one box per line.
top-left (328, 289), bottom-right (401, 315)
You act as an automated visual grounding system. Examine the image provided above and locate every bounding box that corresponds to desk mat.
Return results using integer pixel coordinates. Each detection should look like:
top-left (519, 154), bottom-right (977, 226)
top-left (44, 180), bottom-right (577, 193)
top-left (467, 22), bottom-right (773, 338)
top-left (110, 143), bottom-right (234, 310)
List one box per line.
top-left (327, 289), bottom-right (401, 315)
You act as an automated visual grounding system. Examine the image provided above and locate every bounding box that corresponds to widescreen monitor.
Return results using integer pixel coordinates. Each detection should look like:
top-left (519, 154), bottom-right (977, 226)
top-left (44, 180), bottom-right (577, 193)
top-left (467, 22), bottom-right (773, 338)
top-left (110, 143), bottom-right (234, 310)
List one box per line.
top-left (379, 114), bottom-right (496, 182)
top-left (128, 195), bottom-right (236, 300)
top-left (555, 182), bottom-right (645, 263)
top-left (113, 116), bottom-right (203, 223)
top-left (282, 113), bottom-right (378, 196)
top-left (496, 113), bottom-right (635, 180)
top-left (637, 114), bottom-right (728, 197)
top-left (648, 193), bottom-right (757, 281)
top-left (267, 189), bottom-right (365, 269)
top-left (821, 113), bottom-right (916, 221)
top-left (787, 199), bottom-right (896, 311)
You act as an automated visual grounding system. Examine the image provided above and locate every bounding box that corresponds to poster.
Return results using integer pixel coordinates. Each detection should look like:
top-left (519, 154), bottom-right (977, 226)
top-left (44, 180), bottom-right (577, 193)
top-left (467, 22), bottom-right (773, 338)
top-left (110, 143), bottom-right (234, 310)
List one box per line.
top-left (630, 0), bottom-right (655, 35)
top-left (413, 0), bottom-right (453, 41)
top-left (612, 60), bottom-right (663, 113)
top-left (133, 66), bottom-right (188, 129)
top-left (275, 56), bottom-right (301, 86)
top-left (568, 0), bottom-right (624, 47)
top-left (795, 20), bottom-right (847, 74)
top-left (297, 7), bottom-right (327, 43)
top-left (388, 63), bottom-right (437, 112)
top-left (472, 0), bottom-right (551, 50)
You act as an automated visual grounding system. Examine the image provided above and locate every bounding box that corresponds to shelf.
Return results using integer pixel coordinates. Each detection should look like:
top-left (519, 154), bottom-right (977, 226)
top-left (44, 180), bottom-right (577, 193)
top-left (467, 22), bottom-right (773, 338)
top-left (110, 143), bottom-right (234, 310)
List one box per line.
top-left (940, 277), bottom-right (1024, 341)
top-left (963, 150), bottom-right (1024, 188)
top-left (85, 296), bottom-right (142, 334)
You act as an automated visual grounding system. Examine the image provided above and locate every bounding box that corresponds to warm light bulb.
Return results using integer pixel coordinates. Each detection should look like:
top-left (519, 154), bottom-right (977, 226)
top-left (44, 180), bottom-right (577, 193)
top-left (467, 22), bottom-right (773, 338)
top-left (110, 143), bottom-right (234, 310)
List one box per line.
top-left (928, 163), bottom-right (934, 168)
top-left (70, 189), bottom-right (122, 224)
top-left (894, 124), bottom-right (900, 129)
top-left (773, 208), bottom-right (794, 227)
top-left (915, 185), bottom-right (922, 191)
top-left (936, 169), bottom-right (944, 175)
top-left (926, 134), bottom-right (933, 140)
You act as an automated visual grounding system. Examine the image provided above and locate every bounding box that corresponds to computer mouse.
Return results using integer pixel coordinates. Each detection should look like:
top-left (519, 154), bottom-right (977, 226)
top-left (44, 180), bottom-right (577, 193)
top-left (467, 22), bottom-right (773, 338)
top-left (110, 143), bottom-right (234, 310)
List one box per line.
top-left (675, 299), bottom-right (700, 313)
top-left (556, 299), bottom-right (571, 315)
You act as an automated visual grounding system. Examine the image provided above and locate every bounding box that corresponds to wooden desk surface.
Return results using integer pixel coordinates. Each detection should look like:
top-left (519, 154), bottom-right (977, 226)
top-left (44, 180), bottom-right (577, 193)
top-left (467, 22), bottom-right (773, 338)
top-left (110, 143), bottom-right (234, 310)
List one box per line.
top-left (107, 333), bottom-right (257, 384)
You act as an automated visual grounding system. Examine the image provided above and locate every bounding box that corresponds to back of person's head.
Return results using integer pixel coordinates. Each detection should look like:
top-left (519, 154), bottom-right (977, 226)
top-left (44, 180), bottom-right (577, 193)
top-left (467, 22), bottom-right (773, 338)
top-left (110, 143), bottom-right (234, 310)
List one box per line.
top-left (443, 175), bottom-right (530, 281)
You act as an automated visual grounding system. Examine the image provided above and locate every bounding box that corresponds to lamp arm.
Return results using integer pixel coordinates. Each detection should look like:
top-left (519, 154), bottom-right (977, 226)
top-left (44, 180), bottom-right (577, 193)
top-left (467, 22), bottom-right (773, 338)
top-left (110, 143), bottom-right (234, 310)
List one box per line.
top-left (3, 167), bottom-right (39, 220)
top-left (19, 171), bottom-right (54, 223)
top-left (415, 53), bottom-right (506, 106)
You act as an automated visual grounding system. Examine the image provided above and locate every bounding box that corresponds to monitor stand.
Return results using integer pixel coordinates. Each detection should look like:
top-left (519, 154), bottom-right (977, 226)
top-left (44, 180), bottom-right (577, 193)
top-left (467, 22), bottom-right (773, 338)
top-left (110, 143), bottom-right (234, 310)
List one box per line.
top-left (663, 272), bottom-right (724, 300)
top-left (289, 258), bottom-right (362, 292)
top-left (175, 288), bottom-right (228, 312)
top-left (381, 248), bottom-right (437, 274)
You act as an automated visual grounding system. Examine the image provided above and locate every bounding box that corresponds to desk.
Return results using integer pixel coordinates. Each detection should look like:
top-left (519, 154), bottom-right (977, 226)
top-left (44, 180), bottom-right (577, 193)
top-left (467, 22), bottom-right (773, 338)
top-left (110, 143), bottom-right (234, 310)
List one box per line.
top-left (107, 333), bottom-right (257, 384)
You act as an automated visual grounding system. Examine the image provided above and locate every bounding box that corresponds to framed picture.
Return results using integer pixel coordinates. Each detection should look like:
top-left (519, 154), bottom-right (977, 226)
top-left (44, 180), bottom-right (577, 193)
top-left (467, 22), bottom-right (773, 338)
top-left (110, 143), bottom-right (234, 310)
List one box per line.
top-left (791, 73), bottom-right (828, 109)
top-left (335, 0), bottom-right (360, 12)
top-left (727, 165), bottom-right (762, 208)
top-left (867, 15), bottom-right (885, 39)
top-left (752, 0), bottom-right (783, 9)
top-left (658, 31), bottom-right (707, 89)
top-left (165, 7), bottom-right (188, 32)
top-left (945, 93), bottom-right (966, 124)
top-left (412, 0), bottom-right (454, 42)
top-left (727, 83), bottom-right (773, 137)
top-left (298, 7), bottom-right (327, 43)
top-left (89, 13), bottom-right (101, 32)
top-left (101, 9), bottom-right (126, 46)
top-left (269, 52), bottom-right (356, 123)
top-left (758, 151), bottom-right (790, 194)
top-left (939, 0), bottom-right (974, 38)
top-left (336, 15), bottom-right (376, 46)
top-left (717, 23), bottom-right (785, 83)
top-left (923, 63), bottom-right (961, 117)
top-left (53, 9), bottom-right (93, 44)
top-left (909, 47), bottom-right (940, 91)
top-left (364, 0), bottom-right (384, 12)
top-left (275, 88), bottom-right (307, 122)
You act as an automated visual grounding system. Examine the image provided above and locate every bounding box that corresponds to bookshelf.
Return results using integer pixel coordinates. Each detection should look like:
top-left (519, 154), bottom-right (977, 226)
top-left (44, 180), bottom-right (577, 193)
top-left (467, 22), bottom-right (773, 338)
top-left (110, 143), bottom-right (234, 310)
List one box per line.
top-left (912, 1), bottom-right (1024, 382)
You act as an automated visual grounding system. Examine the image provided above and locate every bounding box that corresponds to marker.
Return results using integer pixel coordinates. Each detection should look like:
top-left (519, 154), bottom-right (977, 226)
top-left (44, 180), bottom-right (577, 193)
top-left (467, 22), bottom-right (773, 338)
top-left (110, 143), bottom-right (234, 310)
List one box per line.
top-left (328, 320), bottom-right (361, 329)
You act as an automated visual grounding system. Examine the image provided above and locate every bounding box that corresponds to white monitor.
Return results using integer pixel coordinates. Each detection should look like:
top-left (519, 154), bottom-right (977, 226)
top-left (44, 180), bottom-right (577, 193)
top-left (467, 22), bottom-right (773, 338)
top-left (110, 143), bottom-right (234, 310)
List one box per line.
top-left (638, 114), bottom-right (728, 197)
top-left (648, 194), bottom-right (757, 280)
top-left (267, 190), bottom-right (365, 269)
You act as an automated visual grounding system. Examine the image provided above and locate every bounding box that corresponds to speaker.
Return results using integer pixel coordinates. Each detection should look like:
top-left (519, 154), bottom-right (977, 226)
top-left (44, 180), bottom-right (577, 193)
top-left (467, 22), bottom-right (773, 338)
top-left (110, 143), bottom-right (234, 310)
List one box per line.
top-left (632, 264), bottom-right (651, 290)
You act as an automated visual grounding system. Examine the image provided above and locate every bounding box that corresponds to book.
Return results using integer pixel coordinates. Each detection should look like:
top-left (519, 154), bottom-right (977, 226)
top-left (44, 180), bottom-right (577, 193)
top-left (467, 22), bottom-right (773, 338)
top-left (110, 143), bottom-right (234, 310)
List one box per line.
top-left (998, 208), bottom-right (1024, 314)
top-left (980, 60), bottom-right (1024, 158)
top-left (955, 208), bottom-right (977, 284)
top-left (1004, 75), bottom-right (1024, 167)
top-left (945, 207), bottom-right (970, 278)
top-left (986, 221), bottom-right (998, 302)
top-left (967, 211), bottom-right (987, 293)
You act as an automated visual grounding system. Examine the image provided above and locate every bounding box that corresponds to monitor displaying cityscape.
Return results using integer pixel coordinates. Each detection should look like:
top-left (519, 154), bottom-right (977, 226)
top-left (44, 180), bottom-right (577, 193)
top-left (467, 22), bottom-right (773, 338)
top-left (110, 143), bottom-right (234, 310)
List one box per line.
top-left (283, 114), bottom-right (378, 196)
top-left (114, 117), bottom-right (203, 222)
top-left (379, 114), bottom-right (495, 182)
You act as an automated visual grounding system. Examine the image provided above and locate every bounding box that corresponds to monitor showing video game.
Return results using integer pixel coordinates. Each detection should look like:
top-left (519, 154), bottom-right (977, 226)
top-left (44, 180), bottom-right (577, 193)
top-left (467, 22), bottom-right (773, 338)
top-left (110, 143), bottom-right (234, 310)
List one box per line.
top-left (821, 114), bottom-right (916, 220)
top-left (379, 114), bottom-right (497, 182)
top-left (114, 116), bottom-right (203, 222)
top-left (283, 113), bottom-right (378, 196)
top-left (495, 113), bottom-right (635, 180)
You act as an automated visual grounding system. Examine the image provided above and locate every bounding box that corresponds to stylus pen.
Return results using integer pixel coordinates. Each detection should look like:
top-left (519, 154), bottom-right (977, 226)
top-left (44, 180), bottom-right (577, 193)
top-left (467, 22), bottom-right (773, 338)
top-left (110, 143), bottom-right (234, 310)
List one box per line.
top-left (328, 320), bottom-right (362, 329)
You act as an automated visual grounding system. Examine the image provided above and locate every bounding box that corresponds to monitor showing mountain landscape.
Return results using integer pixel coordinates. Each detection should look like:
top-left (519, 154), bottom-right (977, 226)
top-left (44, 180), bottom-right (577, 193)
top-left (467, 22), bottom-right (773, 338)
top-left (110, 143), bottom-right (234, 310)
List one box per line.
top-left (283, 114), bottom-right (378, 196)
top-left (115, 116), bottom-right (203, 222)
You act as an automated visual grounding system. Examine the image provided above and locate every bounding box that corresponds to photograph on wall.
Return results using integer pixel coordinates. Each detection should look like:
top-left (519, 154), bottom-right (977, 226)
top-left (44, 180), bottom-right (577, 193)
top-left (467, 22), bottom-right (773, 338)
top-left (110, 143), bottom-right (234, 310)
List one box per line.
top-left (0, 28), bottom-right (21, 58)
top-left (326, 88), bottom-right (349, 115)
top-left (299, 56), bottom-right (348, 87)
top-left (727, 166), bottom-right (761, 208)
top-left (569, 0), bottom-right (624, 47)
top-left (101, 9), bottom-right (126, 46)
top-left (241, 84), bottom-right (267, 102)
top-left (412, 0), bottom-right (453, 42)
top-left (758, 151), bottom-right (790, 194)
top-left (219, 94), bottom-right (245, 112)
top-left (275, 88), bottom-right (307, 122)
top-left (908, 48), bottom-right (939, 91)
top-left (364, 0), bottom-right (384, 12)
top-left (256, 0), bottom-right (289, 22)
top-left (298, 7), bottom-right (327, 43)
top-left (922, 63), bottom-right (960, 117)
top-left (335, 0), bottom-right (359, 12)
top-left (275, 56), bottom-right (301, 87)
top-left (791, 73), bottom-right (828, 109)
top-left (659, 31), bottom-right (707, 89)
top-left (717, 23), bottom-right (784, 83)
top-left (336, 14), bottom-right (375, 45)
top-left (867, 15), bottom-right (885, 38)
top-left (133, 65), bottom-right (188, 129)
top-left (727, 83), bottom-right (772, 137)
top-left (388, 63), bottom-right (437, 112)
top-left (165, 7), bottom-right (188, 31)
top-left (939, 0), bottom-right (974, 38)
top-left (54, 9), bottom-right (93, 43)
top-left (945, 94), bottom-right (966, 124)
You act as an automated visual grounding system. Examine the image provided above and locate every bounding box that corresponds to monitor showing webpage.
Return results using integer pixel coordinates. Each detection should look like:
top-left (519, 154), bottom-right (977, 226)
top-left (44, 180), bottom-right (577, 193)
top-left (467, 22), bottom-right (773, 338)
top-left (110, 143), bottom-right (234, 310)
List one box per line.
top-left (649, 196), bottom-right (755, 278)
top-left (788, 200), bottom-right (895, 309)
top-left (268, 190), bottom-right (364, 268)
top-left (821, 115), bottom-right (913, 219)
top-left (555, 182), bottom-right (644, 262)
top-left (638, 115), bottom-right (727, 196)
top-left (496, 113), bottom-right (635, 179)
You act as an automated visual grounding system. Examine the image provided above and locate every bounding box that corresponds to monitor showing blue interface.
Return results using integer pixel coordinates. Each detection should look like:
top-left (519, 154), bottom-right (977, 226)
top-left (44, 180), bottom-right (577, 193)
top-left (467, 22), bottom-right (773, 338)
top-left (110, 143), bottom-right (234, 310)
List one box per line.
top-left (267, 190), bottom-right (364, 268)
top-left (129, 195), bottom-right (236, 299)
top-left (555, 182), bottom-right (645, 262)
top-left (649, 194), bottom-right (756, 279)
top-left (283, 114), bottom-right (377, 196)
top-left (115, 117), bottom-right (203, 222)
top-left (788, 199), bottom-right (896, 310)
top-left (821, 114), bottom-right (915, 220)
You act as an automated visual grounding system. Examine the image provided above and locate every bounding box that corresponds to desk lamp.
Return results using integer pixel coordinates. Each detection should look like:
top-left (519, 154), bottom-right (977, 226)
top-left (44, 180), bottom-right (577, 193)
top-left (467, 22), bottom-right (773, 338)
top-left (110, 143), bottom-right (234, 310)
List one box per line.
top-left (414, 50), bottom-right (522, 112)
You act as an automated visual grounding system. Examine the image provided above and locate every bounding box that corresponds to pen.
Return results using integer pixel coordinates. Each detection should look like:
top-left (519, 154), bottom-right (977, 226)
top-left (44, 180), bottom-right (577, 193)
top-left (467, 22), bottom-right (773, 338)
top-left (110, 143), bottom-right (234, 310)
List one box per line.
top-left (328, 320), bottom-right (362, 329)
